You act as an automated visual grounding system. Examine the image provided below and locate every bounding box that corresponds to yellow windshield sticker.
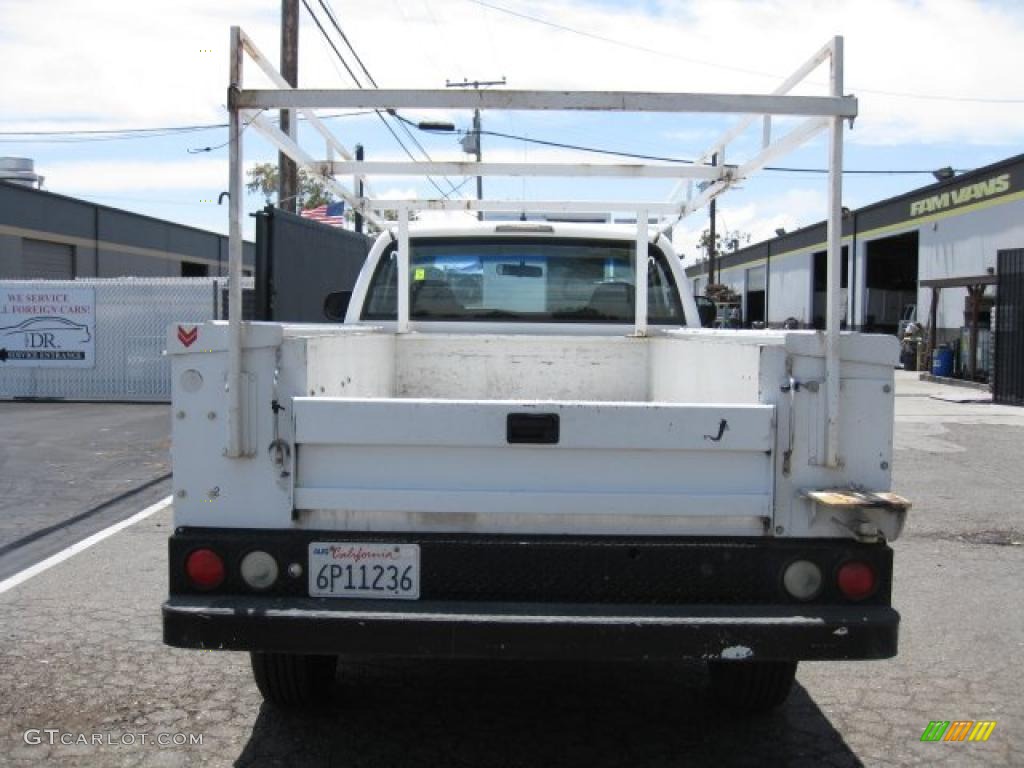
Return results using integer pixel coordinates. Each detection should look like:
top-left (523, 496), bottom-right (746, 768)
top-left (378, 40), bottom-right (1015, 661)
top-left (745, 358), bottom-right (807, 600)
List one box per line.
top-left (414, 268), bottom-right (426, 281)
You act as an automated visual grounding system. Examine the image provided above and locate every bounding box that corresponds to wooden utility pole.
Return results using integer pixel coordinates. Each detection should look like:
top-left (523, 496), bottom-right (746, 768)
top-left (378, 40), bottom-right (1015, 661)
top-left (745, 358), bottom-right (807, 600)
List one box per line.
top-left (278, 0), bottom-right (299, 213)
top-left (471, 108), bottom-right (483, 212)
top-left (447, 77), bottom-right (506, 221)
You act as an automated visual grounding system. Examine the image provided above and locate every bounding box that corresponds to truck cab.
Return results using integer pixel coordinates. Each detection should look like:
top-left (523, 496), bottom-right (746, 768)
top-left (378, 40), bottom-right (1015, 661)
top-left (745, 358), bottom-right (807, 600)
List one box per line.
top-left (343, 222), bottom-right (701, 333)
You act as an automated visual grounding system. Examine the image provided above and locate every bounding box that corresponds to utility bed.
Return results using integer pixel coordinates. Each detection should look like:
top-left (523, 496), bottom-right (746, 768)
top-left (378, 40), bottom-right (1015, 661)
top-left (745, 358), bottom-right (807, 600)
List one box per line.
top-left (164, 321), bottom-right (902, 674)
top-left (164, 28), bottom-right (909, 713)
top-left (167, 322), bottom-right (901, 541)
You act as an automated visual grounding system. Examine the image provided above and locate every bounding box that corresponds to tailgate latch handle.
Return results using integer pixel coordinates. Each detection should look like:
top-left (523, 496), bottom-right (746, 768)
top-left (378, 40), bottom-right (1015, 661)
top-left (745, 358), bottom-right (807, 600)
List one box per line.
top-left (703, 418), bottom-right (729, 442)
top-left (507, 413), bottom-right (560, 444)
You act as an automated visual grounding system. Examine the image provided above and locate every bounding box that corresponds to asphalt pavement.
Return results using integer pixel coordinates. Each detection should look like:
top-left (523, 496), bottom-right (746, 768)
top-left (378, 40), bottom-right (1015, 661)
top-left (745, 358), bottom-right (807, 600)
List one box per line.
top-left (0, 374), bottom-right (1022, 767)
top-left (0, 402), bottom-right (170, 581)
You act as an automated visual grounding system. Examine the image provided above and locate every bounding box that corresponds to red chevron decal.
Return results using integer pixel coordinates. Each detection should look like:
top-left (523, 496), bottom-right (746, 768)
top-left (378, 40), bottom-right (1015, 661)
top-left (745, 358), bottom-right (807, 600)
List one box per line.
top-left (177, 325), bottom-right (198, 347)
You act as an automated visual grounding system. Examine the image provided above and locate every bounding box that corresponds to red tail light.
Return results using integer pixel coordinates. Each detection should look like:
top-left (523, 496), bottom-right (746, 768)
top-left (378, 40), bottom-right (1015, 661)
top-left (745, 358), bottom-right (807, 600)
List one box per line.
top-left (186, 548), bottom-right (225, 590)
top-left (837, 561), bottom-right (876, 600)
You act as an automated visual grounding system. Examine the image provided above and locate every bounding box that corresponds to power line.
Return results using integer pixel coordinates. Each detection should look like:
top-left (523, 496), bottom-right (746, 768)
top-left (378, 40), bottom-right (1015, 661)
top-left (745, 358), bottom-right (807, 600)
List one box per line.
top-left (406, 117), bottom-right (970, 175)
top-left (301, 1), bottom-right (455, 199)
top-left (301, 0), bottom-right (449, 197)
top-left (312, 0), bottom-right (465, 199)
top-left (0, 111), bottom-right (376, 144)
top-left (465, 0), bottom-right (1024, 105)
top-left (0, 124), bottom-right (214, 137)
top-left (187, 110), bottom-right (267, 154)
top-left (301, 0), bottom-right (365, 85)
top-left (478, 128), bottom-right (696, 164)
top-left (481, 130), bottom-right (955, 174)
top-left (318, 0), bottom-right (378, 87)
top-left (465, 0), bottom-right (778, 84)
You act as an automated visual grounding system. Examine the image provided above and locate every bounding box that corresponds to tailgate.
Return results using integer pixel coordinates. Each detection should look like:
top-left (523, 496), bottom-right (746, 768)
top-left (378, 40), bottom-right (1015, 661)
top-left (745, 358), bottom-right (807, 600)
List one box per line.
top-left (292, 398), bottom-right (775, 534)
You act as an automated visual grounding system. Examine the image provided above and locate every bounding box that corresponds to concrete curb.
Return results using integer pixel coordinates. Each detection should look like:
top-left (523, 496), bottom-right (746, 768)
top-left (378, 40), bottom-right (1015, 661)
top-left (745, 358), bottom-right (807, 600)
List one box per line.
top-left (918, 373), bottom-right (991, 392)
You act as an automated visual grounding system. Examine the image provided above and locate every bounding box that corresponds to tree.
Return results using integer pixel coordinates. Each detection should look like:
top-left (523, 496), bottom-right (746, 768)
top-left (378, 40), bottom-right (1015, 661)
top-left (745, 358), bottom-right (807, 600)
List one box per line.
top-left (246, 162), bottom-right (335, 209)
top-left (698, 227), bottom-right (751, 259)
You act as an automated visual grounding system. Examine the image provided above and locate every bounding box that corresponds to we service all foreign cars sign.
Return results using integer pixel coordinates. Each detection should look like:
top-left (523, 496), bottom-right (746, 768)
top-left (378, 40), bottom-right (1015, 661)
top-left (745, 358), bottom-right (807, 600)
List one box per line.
top-left (0, 287), bottom-right (96, 367)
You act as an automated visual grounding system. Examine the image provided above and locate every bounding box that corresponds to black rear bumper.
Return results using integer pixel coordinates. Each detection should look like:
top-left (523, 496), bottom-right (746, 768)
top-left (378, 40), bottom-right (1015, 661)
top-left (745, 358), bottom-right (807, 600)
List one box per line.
top-left (163, 597), bottom-right (898, 660)
top-left (163, 529), bottom-right (899, 662)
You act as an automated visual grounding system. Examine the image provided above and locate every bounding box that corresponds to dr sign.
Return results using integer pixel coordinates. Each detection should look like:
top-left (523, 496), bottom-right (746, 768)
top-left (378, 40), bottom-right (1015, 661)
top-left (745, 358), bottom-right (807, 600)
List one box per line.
top-left (0, 287), bottom-right (96, 368)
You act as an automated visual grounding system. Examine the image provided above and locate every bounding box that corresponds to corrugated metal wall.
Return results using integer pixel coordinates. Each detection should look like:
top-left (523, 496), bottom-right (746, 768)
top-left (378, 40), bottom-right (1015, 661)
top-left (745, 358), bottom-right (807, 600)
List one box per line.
top-left (0, 181), bottom-right (254, 278)
top-left (21, 239), bottom-right (74, 279)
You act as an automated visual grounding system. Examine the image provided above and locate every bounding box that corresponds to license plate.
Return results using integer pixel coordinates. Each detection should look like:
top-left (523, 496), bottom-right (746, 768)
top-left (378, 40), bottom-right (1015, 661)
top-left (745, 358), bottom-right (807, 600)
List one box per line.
top-left (308, 542), bottom-right (420, 599)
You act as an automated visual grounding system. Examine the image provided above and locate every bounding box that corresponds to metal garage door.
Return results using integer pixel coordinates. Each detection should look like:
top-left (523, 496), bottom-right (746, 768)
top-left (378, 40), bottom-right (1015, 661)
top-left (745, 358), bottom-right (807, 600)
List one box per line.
top-left (22, 238), bottom-right (73, 278)
top-left (994, 248), bottom-right (1024, 406)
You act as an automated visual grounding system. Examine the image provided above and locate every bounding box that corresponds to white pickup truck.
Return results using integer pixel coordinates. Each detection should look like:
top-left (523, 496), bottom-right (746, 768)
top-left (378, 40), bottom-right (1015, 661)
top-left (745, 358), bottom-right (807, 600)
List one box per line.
top-left (163, 221), bottom-right (908, 711)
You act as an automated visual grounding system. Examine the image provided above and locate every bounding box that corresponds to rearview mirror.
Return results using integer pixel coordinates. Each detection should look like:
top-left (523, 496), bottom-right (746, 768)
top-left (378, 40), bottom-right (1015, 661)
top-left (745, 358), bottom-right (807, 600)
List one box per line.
top-left (497, 263), bottom-right (543, 278)
top-left (323, 290), bottom-right (352, 322)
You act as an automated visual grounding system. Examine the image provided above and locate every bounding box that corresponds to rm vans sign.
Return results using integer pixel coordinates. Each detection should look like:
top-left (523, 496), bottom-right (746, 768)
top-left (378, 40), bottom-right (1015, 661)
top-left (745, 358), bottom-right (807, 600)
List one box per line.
top-left (0, 287), bottom-right (95, 367)
top-left (909, 173), bottom-right (1011, 218)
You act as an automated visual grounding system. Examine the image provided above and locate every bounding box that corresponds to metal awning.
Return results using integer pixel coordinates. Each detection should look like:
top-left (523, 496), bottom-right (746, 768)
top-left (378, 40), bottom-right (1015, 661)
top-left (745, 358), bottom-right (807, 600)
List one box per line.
top-left (920, 275), bottom-right (997, 289)
top-left (921, 275), bottom-right (996, 380)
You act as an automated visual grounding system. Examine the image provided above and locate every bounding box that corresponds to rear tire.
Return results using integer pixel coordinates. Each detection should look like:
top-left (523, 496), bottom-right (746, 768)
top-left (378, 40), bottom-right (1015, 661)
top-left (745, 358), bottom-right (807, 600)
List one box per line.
top-left (250, 652), bottom-right (337, 709)
top-left (707, 660), bottom-right (797, 712)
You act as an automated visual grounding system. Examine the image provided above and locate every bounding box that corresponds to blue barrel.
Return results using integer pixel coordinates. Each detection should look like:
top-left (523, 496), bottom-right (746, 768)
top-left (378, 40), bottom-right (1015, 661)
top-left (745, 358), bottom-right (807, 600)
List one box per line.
top-left (932, 345), bottom-right (954, 377)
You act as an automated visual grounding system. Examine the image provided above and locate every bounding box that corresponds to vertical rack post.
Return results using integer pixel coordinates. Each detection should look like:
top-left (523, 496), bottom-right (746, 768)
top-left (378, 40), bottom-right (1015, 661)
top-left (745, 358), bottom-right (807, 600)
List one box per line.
top-left (397, 206), bottom-right (410, 333)
top-left (634, 209), bottom-right (649, 337)
top-left (824, 35), bottom-right (844, 468)
top-left (226, 25), bottom-right (245, 458)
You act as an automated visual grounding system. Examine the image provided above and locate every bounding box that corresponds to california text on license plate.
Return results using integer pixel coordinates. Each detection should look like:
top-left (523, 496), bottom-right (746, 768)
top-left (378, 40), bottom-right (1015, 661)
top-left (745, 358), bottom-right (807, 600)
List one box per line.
top-left (308, 542), bottom-right (420, 599)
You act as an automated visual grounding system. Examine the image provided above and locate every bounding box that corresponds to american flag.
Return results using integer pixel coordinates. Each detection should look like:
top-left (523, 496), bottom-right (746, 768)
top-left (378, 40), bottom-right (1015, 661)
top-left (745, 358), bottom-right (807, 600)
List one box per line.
top-left (300, 201), bottom-right (346, 227)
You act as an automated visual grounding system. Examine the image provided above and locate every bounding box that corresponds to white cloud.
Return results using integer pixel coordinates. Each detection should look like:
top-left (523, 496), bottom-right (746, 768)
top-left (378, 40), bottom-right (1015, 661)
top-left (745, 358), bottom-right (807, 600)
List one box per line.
top-left (376, 185), bottom-right (418, 199)
top-left (3, 0), bottom-right (1021, 147)
top-left (660, 128), bottom-right (726, 150)
top-left (0, 1), bottom-right (274, 129)
top-left (3, 0), bottom-right (1021, 239)
top-left (42, 159), bottom-right (229, 192)
top-left (308, 0), bottom-right (1024, 148)
top-left (674, 186), bottom-right (826, 265)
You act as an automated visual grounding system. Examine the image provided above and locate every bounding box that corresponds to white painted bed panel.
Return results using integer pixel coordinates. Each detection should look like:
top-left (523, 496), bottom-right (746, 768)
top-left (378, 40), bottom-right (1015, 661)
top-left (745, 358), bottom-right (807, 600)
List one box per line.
top-left (649, 337), bottom-right (763, 403)
top-left (296, 509), bottom-right (768, 536)
top-left (394, 334), bottom-right (650, 401)
top-left (294, 488), bottom-right (770, 518)
top-left (304, 333), bottom-right (395, 398)
top-left (293, 396), bottom-right (775, 525)
top-left (295, 445), bottom-right (773, 496)
top-left (292, 398), bottom-right (773, 451)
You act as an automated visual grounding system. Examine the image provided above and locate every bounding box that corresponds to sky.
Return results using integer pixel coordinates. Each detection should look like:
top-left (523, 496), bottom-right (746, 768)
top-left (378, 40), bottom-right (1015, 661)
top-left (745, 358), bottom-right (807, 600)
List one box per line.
top-left (2, 0), bottom-right (1022, 264)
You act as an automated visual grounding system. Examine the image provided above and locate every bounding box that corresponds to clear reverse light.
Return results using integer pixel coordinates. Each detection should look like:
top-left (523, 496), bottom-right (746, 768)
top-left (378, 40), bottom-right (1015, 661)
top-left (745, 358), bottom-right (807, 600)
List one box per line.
top-left (783, 560), bottom-right (823, 600)
top-left (240, 551), bottom-right (279, 590)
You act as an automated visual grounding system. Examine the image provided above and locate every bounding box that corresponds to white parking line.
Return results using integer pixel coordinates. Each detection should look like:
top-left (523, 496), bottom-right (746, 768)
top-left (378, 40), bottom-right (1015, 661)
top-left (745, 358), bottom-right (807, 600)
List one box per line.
top-left (0, 495), bottom-right (172, 596)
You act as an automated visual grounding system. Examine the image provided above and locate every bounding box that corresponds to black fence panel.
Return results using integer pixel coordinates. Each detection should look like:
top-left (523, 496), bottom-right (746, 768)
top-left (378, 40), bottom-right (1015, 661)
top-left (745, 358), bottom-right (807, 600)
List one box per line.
top-left (218, 285), bottom-right (257, 321)
top-left (994, 248), bottom-right (1024, 406)
top-left (255, 206), bottom-right (372, 322)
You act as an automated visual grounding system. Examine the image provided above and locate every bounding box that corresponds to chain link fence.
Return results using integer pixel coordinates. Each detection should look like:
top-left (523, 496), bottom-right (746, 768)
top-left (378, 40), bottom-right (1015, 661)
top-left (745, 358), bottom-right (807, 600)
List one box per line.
top-left (0, 278), bottom-right (249, 402)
